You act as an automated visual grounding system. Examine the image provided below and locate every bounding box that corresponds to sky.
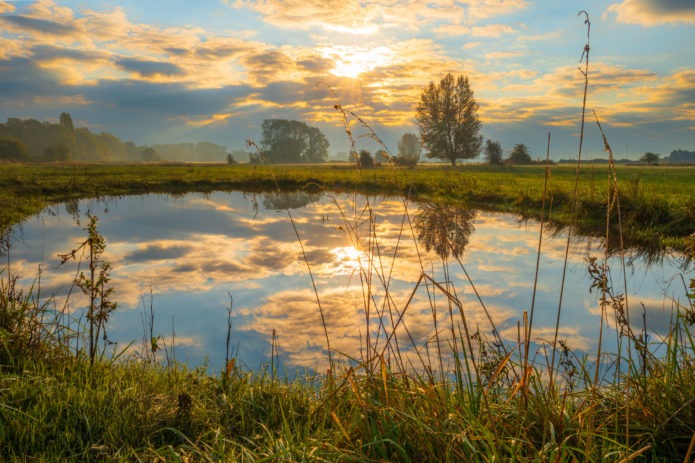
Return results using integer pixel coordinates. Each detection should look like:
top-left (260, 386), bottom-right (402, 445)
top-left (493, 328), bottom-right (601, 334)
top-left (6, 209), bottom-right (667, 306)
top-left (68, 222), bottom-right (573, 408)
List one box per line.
top-left (1, 0), bottom-right (694, 160)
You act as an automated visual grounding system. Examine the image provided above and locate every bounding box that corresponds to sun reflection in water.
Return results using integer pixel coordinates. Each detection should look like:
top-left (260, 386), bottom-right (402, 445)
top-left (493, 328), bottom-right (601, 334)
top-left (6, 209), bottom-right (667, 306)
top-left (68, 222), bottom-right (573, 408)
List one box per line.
top-left (331, 245), bottom-right (367, 274)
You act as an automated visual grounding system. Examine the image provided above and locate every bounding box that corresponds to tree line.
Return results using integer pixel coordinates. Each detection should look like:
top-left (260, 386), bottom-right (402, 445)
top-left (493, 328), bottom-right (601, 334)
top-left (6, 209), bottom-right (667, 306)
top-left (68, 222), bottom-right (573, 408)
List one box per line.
top-left (0, 113), bottom-right (237, 163)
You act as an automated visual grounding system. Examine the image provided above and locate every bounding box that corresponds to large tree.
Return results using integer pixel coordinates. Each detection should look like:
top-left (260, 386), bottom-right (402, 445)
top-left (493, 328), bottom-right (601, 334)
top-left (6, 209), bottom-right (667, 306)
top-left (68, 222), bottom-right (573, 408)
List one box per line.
top-left (260, 119), bottom-right (329, 164)
top-left (415, 73), bottom-right (483, 166)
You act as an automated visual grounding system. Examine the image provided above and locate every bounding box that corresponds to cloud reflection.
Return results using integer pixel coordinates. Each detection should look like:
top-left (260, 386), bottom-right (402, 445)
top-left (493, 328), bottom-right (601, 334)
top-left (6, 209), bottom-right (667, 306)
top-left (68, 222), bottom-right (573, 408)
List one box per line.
top-left (6, 191), bottom-right (688, 372)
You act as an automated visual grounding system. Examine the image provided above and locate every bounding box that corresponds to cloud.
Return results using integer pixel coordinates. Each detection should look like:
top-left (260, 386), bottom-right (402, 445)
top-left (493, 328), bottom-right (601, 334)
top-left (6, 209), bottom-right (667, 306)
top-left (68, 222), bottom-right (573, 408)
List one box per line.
top-left (0, 1), bottom-right (15, 14)
top-left (241, 50), bottom-right (295, 83)
top-left (607, 0), bottom-right (695, 26)
top-left (437, 23), bottom-right (516, 38)
top-left (124, 244), bottom-right (195, 263)
top-left (231, 0), bottom-right (389, 32)
top-left (30, 44), bottom-right (107, 62)
top-left (0, 15), bottom-right (80, 36)
top-left (115, 57), bottom-right (184, 77)
top-left (0, 57), bottom-right (65, 99)
top-left (233, 0), bottom-right (528, 32)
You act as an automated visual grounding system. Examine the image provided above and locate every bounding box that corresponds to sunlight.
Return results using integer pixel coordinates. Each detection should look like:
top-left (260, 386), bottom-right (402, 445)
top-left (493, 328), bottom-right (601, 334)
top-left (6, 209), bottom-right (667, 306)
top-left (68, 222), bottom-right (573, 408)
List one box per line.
top-left (331, 245), bottom-right (366, 273)
top-left (322, 45), bottom-right (395, 79)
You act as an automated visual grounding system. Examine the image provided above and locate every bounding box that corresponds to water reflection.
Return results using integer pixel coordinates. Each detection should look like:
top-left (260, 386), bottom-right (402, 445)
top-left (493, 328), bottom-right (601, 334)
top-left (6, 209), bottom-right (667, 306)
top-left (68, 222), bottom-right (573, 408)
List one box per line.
top-left (262, 191), bottom-right (321, 211)
top-left (4, 191), bottom-right (692, 374)
top-left (414, 202), bottom-right (476, 259)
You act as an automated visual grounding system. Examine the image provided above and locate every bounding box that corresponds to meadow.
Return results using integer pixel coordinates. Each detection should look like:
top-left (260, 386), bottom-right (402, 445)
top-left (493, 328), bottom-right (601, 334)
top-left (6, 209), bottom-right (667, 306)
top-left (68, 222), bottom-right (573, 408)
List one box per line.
top-left (1, 161), bottom-right (695, 461)
top-left (1, 162), bottom-right (694, 253)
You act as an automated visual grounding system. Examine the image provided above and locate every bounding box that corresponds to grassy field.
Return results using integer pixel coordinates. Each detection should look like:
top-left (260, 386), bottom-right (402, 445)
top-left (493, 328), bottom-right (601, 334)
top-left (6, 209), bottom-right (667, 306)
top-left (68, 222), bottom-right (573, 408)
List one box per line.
top-left (2, 161), bottom-right (695, 461)
top-left (1, 161), bottom-right (694, 253)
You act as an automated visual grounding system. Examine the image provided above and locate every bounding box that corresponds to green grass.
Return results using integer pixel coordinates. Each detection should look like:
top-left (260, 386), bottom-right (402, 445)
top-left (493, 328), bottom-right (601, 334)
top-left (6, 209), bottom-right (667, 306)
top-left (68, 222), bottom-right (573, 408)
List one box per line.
top-left (1, 162), bottom-right (694, 253)
top-left (2, 160), bottom-right (695, 461)
top-left (2, 320), bottom-right (694, 461)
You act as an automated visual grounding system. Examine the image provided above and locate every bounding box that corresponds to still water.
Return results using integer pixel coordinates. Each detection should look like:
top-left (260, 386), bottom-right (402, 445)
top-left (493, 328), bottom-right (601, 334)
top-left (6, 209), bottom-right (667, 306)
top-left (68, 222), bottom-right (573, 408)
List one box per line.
top-left (6, 191), bottom-right (692, 373)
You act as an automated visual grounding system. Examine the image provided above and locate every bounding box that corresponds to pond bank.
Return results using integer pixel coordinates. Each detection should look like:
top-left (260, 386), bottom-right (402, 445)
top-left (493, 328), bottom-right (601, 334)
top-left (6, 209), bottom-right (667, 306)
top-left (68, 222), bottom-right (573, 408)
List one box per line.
top-left (1, 162), bottom-right (694, 255)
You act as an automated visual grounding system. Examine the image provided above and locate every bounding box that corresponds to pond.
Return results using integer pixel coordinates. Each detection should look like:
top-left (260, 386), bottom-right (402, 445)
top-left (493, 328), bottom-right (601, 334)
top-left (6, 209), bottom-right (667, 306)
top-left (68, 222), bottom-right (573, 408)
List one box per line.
top-left (5, 190), bottom-right (692, 375)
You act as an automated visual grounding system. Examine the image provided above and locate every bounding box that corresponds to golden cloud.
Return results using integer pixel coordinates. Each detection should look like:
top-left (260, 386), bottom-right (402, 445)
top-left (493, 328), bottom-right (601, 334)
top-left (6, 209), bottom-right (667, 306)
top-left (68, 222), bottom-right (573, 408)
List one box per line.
top-left (233, 0), bottom-right (528, 34)
top-left (0, 1), bottom-right (15, 14)
top-left (607, 0), bottom-right (695, 26)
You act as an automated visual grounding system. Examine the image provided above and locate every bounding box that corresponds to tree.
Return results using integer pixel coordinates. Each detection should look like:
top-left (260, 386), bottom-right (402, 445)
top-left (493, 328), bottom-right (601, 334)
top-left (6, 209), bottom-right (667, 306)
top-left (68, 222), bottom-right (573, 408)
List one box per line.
top-left (415, 73), bottom-right (483, 166)
top-left (484, 139), bottom-right (504, 165)
top-left (75, 128), bottom-right (110, 161)
top-left (508, 143), bottom-right (533, 164)
top-left (374, 149), bottom-right (389, 163)
top-left (668, 149), bottom-right (695, 163)
top-left (141, 147), bottom-right (161, 162)
top-left (0, 136), bottom-right (30, 160)
top-left (305, 126), bottom-right (330, 163)
top-left (640, 152), bottom-right (660, 165)
top-left (195, 142), bottom-right (228, 161)
top-left (395, 132), bottom-right (421, 167)
top-left (260, 119), bottom-right (329, 164)
top-left (59, 112), bottom-right (75, 132)
top-left (358, 149), bottom-right (374, 168)
top-left (43, 142), bottom-right (71, 161)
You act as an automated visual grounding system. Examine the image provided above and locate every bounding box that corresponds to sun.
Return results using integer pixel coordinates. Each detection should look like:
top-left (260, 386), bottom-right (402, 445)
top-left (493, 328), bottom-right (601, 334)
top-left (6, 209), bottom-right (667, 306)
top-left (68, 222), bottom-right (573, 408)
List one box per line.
top-left (323, 45), bottom-right (395, 79)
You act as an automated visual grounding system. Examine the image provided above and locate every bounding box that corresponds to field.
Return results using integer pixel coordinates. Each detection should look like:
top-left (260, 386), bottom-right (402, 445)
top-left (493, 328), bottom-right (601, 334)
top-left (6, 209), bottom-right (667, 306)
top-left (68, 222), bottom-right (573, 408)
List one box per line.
top-left (2, 162), bottom-right (694, 252)
top-left (1, 161), bottom-right (695, 461)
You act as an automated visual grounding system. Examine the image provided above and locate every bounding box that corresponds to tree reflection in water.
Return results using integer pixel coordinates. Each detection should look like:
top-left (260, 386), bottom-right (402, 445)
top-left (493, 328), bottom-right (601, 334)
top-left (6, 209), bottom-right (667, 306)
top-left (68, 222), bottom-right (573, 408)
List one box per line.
top-left (414, 202), bottom-right (476, 260)
top-left (261, 191), bottom-right (321, 211)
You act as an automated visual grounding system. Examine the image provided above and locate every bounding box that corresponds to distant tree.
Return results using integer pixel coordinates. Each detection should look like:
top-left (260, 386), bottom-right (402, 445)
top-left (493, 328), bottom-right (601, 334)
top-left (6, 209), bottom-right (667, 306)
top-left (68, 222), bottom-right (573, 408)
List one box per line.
top-left (668, 149), bottom-right (695, 163)
top-left (358, 149), bottom-right (374, 168)
top-left (59, 112), bottom-right (75, 132)
top-left (484, 139), bottom-right (504, 165)
top-left (226, 153), bottom-right (236, 164)
top-left (507, 143), bottom-right (533, 164)
top-left (94, 132), bottom-right (126, 160)
top-left (224, 148), bottom-right (247, 163)
top-left (374, 149), bottom-right (389, 163)
top-left (0, 117), bottom-right (73, 158)
top-left (395, 132), bottom-right (420, 167)
top-left (0, 136), bottom-right (30, 160)
top-left (415, 73), bottom-right (483, 166)
top-left (74, 128), bottom-right (110, 161)
top-left (305, 126), bottom-right (330, 163)
top-left (195, 142), bottom-right (228, 161)
top-left (141, 147), bottom-right (161, 162)
top-left (260, 119), bottom-right (329, 164)
top-left (640, 152), bottom-right (660, 165)
top-left (249, 152), bottom-right (262, 164)
top-left (43, 142), bottom-right (70, 161)
top-left (124, 141), bottom-right (140, 160)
